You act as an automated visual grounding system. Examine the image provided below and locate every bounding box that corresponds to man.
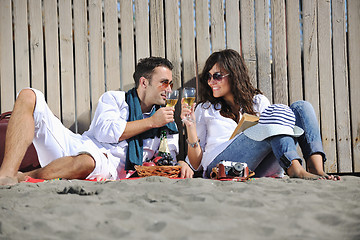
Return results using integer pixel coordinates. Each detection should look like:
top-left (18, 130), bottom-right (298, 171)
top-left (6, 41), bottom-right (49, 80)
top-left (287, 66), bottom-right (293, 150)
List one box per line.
top-left (0, 57), bottom-right (193, 185)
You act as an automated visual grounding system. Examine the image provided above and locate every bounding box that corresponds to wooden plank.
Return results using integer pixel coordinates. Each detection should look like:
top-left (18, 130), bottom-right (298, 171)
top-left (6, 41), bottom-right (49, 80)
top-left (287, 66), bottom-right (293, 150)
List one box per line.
top-left (167, 0), bottom-right (183, 161)
top-left (166, 0), bottom-right (181, 89)
top-left (73, 0), bottom-right (91, 133)
top-left (88, 0), bottom-right (105, 118)
top-left (286, 0), bottom-right (303, 103)
top-left (0, 0), bottom-right (15, 112)
top-left (59, 0), bottom-right (75, 129)
top-left (271, 0), bottom-right (287, 105)
top-left (13, 0), bottom-right (30, 93)
top-left (43, 0), bottom-right (61, 118)
top-left (255, 0), bottom-right (272, 101)
top-left (120, 0), bottom-right (136, 91)
top-left (210, 0), bottom-right (225, 52)
top-left (150, 0), bottom-right (165, 57)
top-left (180, 0), bottom-right (196, 86)
top-left (104, 0), bottom-right (121, 91)
top-left (195, 0), bottom-right (210, 74)
top-left (348, 0), bottom-right (360, 172)
top-left (332, 0), bottom-right (352, 172)
top-left (134, 0), bottom-right (150, 62)
top-left (225, 0), bottom-right (240, 53)
top-left (28, 0), bottom-right (44, 93)
top-left (302, 0), bottom-right (320, 118)
top-left (317, 0), bottom-right (337, 173)
top-left (240, 0), bottom-right (257, 88)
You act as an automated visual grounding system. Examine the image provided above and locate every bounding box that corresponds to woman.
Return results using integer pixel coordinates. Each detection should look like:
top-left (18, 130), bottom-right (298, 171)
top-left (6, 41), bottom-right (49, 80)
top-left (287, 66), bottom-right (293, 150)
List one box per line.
top-left (181, 49), bottom-right (339, 180)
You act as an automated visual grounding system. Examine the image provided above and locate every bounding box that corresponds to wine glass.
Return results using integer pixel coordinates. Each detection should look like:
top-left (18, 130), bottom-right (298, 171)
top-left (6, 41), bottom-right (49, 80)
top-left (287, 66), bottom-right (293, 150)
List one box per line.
top-left (182, 87), bottom-right (196, 122)
top-left (166, 90), bottom-right (179, 107)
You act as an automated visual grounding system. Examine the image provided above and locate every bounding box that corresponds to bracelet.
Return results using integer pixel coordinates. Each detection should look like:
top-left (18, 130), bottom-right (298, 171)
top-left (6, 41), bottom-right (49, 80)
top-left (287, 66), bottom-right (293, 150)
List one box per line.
top-left (186, 138), bottom-right (200, 148)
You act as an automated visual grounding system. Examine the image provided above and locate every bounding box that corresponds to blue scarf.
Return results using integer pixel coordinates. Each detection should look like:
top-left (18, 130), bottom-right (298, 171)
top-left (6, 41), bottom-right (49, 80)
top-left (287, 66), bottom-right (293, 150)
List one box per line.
top-left (125, 88), bottom-right (178, 170)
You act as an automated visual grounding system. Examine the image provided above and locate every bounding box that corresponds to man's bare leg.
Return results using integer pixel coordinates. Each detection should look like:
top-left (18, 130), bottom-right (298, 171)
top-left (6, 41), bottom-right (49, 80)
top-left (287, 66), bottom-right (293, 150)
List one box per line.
top-left (0, 89), bottom-right (36, 185)
top-left (18, 154), bottom-right (95, 182)
top-left (306, 153), bottom-right (340, 180)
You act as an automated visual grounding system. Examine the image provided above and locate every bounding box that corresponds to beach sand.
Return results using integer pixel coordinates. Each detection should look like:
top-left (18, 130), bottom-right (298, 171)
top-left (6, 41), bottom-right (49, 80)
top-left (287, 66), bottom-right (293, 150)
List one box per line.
top-left (1, 176), bottom-right (359, 240)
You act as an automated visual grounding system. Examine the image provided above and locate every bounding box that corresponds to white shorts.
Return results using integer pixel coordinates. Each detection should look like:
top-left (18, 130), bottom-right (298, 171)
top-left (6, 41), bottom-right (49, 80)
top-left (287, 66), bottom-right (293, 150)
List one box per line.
top-left (29, 88), bottom-right (116, 180)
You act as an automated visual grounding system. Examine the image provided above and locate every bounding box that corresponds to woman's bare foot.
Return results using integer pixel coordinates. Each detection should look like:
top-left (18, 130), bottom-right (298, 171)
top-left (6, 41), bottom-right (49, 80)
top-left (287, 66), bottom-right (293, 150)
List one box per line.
top-left (306, 154), bottom-right (341, 181)
top-left (286, 160), bottom-right (321, 180)
top-left (307, 168), bottom-right (341, 181)
top-left (322, 174), bottom-right (341, 181)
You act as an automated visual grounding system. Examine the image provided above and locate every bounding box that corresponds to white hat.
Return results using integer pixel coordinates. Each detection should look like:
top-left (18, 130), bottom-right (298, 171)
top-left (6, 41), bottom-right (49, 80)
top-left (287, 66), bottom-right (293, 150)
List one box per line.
top-left (243, 104), bottom-right (304, 141)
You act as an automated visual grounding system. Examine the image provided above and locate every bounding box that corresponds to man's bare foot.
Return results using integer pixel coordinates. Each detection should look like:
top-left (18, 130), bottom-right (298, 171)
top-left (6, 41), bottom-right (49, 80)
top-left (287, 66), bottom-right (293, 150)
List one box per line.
top-left (16, 171), bottom-right (28, 182)
top-left (287, 160), bottom-right (321, 180)
top-left (0, 176), bottom-right (18, 186)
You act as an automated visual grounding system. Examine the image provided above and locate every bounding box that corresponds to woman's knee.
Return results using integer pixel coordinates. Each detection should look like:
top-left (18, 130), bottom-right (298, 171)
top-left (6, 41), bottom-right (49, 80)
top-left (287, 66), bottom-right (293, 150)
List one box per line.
top-left (290, 100), bottom-right (315, 117)
top-left (290, 100), bottom-right (311, 110)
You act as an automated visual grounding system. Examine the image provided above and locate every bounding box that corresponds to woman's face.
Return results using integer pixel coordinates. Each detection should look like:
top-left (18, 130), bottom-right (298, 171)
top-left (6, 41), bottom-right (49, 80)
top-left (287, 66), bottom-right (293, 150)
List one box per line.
top-left (207, 63), bottom-right (233, 103)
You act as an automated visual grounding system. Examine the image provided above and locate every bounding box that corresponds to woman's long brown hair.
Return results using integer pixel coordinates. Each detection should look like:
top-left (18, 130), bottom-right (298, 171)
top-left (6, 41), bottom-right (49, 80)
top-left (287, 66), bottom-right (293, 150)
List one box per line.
top-left (198, 49), bottom-right (261, 122)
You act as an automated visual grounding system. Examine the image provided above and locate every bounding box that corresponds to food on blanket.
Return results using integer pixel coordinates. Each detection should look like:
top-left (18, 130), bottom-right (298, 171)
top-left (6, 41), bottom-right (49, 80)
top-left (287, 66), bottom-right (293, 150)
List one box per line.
top-left (140, 131), bottom-right (176, 167)
top-left (152, 155), bottom-right (175, 166)
top-left (143, 162), bottom-right (156, 167)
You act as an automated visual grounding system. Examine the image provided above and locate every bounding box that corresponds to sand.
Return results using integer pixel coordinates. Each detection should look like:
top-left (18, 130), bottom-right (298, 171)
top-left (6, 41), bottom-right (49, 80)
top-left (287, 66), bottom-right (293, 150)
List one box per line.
top-left (1, 176), bottom-right (360, 240)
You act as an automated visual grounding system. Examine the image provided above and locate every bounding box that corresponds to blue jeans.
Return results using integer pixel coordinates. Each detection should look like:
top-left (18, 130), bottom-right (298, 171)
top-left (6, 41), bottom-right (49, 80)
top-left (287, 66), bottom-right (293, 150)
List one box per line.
top-left (205, 101), bottom-right (326, 178)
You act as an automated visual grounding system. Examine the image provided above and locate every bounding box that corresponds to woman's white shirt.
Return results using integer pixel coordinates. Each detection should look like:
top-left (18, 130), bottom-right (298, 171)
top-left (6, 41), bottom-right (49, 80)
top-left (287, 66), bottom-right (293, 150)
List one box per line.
top-left (186, 94), bottom-right (270, 173)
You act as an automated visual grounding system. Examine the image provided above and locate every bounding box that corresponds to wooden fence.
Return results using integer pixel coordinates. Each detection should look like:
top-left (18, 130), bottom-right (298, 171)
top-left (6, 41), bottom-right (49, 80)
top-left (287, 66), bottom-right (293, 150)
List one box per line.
top-left (0, 0), bottom-right (359, 174)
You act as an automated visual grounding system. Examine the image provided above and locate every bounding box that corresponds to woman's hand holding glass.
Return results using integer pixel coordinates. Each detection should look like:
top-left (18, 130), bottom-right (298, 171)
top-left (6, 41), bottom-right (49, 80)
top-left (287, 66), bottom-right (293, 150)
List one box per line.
top-left (181, 87), bottom-right (196, 125)
top-left (180, 99), bottom-right (196, 127)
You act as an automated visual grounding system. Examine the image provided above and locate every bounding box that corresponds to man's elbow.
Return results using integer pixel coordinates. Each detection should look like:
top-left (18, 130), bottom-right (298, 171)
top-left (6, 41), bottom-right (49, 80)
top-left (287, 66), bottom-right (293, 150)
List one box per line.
top-left (118, 134), bottom-right (127, 142)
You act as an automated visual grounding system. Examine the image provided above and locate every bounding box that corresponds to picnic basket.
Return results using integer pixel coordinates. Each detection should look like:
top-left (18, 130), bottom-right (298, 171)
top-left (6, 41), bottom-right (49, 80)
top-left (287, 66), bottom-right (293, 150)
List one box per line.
top-left (134, 165), bottom-right (181, 178)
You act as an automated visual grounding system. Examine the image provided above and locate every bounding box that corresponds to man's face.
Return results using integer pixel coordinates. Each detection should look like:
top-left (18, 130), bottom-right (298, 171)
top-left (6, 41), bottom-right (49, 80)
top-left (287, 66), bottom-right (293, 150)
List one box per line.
top-left (145, 66), bottom-right (173, 106)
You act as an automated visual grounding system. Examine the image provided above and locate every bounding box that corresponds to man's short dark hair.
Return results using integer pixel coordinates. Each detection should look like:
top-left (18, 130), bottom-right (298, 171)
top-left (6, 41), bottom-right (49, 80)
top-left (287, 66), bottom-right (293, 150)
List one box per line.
top-left (133, 57), bottom-right (173, 88)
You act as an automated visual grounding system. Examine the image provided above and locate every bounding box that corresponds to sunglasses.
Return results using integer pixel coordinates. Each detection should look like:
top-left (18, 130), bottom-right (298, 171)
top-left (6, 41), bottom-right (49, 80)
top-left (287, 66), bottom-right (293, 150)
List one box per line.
top-left (206, 72), bottom-right (229, 82)
top-left (160, 80), bottom-right (174, 89)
